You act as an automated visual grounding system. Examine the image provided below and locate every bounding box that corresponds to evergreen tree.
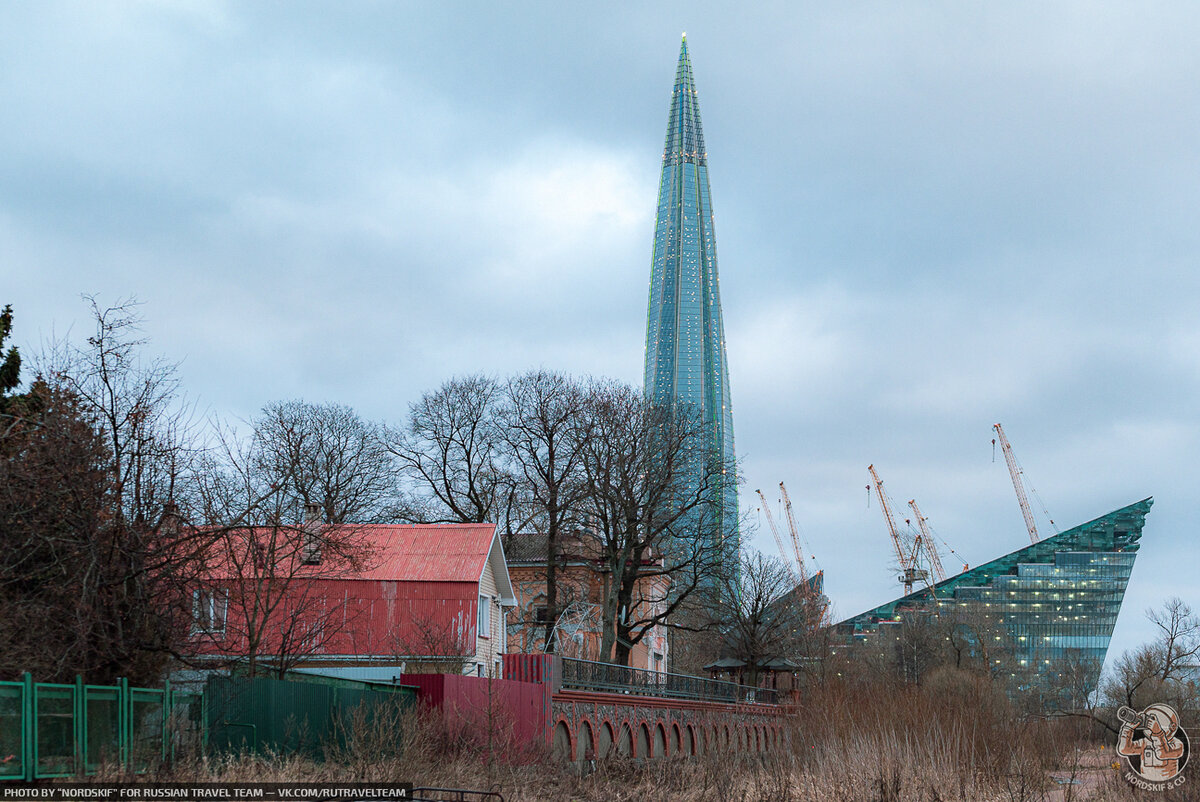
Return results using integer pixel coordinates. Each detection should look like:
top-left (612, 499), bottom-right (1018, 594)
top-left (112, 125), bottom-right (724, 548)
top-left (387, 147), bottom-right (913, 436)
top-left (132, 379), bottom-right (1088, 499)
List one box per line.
top-left (0, 304), bottom-right (22, 414)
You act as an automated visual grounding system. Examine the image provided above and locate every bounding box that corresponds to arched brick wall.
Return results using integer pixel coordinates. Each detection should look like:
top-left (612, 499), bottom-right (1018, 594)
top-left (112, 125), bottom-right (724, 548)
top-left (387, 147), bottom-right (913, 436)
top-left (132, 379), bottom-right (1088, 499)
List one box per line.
top-left (578, 720), bottom-right (594, 761)
top-left (598, 721), bottom-right (614, 759)
top-left (553, 720), bottom-right (573, 761)
top-left (545, 685), bottom-right (788, 762)
top-left (653, 722), bottom-right (667, 758)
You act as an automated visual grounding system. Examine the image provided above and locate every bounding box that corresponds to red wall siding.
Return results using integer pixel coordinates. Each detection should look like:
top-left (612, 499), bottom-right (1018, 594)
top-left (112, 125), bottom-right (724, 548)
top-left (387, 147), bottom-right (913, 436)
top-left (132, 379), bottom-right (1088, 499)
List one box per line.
top-left (193, 579), bottom-right (480, 659)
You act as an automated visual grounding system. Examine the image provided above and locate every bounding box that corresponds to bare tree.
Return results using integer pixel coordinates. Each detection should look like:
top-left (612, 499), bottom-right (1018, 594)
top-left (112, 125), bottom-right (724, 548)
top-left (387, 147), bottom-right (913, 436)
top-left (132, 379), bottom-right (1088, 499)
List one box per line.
top-left (193, 430), bottom-right (374, 678)
top-left (1099, 598), bottom-right (1200, 722)
top-left (385, 617), bottom-right (473, 675)
top-left (251, 400), bottom-right (398, 524)
top-left (1148, 597), bottom-right (1200, 682)
top-left (388, 375), bottom-right (524, 533)
top-left (47, 296), bottom-right (195, 525)
top-left (707, 550), bottom-right (823, 687)
top-left (1, 299), bottom-right (209, 683)
top-left (579, 381), bottom-right (735, 666)
top-left (497, 370), bottom-right (591, 652)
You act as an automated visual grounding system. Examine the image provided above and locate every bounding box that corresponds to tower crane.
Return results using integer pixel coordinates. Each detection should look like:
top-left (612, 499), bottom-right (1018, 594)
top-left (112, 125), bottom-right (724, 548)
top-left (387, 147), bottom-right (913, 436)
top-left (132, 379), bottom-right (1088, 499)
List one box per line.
top-left (907, 499), bottom-right (947, 584)
top-left (867, 465), bottom-right (927, 594)
top-left (756, 488), bottom-right (800, 586)
top-left (992, 423), bottom-right (1040, 544)
top-left (778, 482), bottom-right (811, 585)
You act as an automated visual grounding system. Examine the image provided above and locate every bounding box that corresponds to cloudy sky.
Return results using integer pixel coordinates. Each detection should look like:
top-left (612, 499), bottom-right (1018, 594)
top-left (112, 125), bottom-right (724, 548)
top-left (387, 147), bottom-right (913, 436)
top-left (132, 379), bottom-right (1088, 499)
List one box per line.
top-left (4, 1), bottom-right (1197, 665)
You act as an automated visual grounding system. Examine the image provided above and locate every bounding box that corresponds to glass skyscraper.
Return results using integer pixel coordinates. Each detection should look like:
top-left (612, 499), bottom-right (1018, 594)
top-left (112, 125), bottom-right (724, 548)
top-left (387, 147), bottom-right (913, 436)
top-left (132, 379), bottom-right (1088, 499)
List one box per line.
top-left (643, 36), bottom-right (739, 561)
top-left (836, 498), bottom-right (1153, 693)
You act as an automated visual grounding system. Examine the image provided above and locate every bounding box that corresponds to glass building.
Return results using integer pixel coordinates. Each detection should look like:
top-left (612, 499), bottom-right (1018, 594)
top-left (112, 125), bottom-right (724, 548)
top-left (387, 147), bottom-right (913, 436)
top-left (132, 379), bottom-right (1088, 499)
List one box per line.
top-left (836, 498), bottom-right (1153, 692)
top-left (643, 36), bottom-right (738, 559)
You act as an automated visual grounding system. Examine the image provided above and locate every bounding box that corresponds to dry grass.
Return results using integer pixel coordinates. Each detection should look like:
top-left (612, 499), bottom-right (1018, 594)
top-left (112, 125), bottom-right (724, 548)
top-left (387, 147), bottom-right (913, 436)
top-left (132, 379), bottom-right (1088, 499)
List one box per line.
top-left (91, 672), bottom-right (1136, 801)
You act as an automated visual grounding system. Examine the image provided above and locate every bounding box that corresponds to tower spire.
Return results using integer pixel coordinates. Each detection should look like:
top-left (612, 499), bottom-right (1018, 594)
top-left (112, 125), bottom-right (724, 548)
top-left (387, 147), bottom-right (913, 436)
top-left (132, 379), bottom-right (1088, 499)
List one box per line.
top-left (643, 37), bottom-right (738, 563)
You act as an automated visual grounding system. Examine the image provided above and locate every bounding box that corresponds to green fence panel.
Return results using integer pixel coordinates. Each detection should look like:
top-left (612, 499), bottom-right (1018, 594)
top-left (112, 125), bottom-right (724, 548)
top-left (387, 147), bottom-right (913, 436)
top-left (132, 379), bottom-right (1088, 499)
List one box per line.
top-left (129, 689), bottom-right (164, 773)
top-left (168, 692), bottom-right (203, 761)
top-left (33, 684), bottom-right (75, 778)
top-left (1, 675), bottom-right (197, 781)
top-left (0, 683), bottom-right (24, 780)
top-left (205, 674), bottom-right (415, 760)
top-left (83, 687), bottom-right (121, 773)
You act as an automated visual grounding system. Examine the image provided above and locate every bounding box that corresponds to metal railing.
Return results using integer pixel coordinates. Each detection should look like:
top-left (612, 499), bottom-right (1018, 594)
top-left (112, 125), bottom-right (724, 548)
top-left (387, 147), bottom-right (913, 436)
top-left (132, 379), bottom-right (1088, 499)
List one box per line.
top-left (410, 789), bottom-right (503, 802)
top-left (559, 658), bottom-right (777, 705)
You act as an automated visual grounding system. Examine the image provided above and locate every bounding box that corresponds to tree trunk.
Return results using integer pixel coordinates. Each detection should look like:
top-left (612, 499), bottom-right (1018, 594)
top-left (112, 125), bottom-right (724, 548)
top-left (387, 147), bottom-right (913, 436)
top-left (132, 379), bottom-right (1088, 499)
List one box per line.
top-left (542, 487), bottom-right (559, 652)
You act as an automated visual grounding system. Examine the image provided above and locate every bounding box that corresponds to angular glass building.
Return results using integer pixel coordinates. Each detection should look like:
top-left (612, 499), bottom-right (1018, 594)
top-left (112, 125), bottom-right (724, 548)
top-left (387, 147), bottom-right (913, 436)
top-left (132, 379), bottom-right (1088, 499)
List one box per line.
top-left (643, 36), bottom-right (739, 559)
top-left (836, 498), bottom-right (1153, 691)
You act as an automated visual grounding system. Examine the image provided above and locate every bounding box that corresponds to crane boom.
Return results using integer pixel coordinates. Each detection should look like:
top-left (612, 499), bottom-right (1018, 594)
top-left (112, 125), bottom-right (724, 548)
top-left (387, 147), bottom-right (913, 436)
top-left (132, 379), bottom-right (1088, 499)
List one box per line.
top-left (756, 489), bottom-right (800, 586)
top-left (778, 482), bottom-right (810, 584)
top-left (993, 423), bottom-right (1039, 544)
top-left (868, 465), bottom-right (928, 594)
top-left (908, 499), bottom-right (947, 583)
top-left (868, 465), bottom-right (909, 570)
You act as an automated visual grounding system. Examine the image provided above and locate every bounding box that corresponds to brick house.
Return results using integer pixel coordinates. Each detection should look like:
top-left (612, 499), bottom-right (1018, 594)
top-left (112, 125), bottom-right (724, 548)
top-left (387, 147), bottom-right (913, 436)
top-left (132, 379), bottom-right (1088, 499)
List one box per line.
top-left (504, 531), bottom-right (670, 671)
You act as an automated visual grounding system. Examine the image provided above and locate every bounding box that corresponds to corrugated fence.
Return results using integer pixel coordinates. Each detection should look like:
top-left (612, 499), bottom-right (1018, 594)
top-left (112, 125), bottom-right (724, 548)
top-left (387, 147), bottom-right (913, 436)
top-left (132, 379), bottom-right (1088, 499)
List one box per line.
top-left (205, 672), bottom-right (417, 758)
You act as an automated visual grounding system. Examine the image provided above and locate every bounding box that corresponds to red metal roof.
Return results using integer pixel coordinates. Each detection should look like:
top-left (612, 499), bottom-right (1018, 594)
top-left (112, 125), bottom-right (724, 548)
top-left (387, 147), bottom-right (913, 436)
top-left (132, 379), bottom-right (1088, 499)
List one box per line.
top-left (203, 523), bottom-right (499, 584)
top-left (354, 523), bottom-right (497, 583)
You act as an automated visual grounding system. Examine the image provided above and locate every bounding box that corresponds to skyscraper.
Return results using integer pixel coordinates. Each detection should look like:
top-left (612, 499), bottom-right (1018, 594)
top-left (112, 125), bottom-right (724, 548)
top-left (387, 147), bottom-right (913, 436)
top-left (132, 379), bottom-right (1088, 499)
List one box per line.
top-left (644, 36), bottom-right (738, 559)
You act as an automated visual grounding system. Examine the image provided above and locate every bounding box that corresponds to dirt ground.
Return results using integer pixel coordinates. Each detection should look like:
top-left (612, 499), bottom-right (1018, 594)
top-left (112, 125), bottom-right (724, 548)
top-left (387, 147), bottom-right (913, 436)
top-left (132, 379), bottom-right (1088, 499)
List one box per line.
top-left (1046, 747), bottom-right (1128, 802)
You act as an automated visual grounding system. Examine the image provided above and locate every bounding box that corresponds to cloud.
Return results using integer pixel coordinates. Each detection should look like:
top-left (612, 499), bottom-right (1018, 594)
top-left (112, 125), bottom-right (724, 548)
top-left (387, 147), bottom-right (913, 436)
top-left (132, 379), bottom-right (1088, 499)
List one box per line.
top-left (2, 0), bottom-right (1196, 668)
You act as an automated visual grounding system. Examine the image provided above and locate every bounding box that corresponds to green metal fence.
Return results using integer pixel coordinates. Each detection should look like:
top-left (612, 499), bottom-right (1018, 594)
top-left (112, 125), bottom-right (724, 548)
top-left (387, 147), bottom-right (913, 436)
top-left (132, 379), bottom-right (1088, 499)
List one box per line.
top-left (0, 674), bottom-right (203, 781)
top-left (204, 672), bottom-right (416, 759)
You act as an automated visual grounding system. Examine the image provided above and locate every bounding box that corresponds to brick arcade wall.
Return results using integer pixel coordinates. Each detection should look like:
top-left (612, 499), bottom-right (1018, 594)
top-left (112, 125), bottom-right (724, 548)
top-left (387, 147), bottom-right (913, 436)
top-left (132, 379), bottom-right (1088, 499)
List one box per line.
top-left (502, 654), bottom-right (790, 762)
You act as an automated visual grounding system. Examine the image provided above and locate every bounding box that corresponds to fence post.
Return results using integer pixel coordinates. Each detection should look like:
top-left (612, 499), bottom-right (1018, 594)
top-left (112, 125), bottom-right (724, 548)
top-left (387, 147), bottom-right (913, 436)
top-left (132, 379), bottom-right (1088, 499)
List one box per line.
top-left (163, 678), bottom-right (171, 766)
top-left (21, 672), bottom-right (33, 782)
top-left (119, 677), bottom-right (130, 773)
top-left (201, 687), bottom-right (209, 754)
top-left (75, 675), bottom-right (84, 776)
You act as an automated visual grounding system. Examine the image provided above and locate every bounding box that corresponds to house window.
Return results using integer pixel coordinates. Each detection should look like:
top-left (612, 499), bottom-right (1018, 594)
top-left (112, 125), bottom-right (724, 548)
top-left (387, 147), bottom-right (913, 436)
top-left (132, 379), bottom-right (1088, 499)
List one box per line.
top-left (478, 595), bottom-right (490, 636)
top-left (535, 606), bottom-right (550, 623)
top-left (193, 589), bottom-right (228, 634)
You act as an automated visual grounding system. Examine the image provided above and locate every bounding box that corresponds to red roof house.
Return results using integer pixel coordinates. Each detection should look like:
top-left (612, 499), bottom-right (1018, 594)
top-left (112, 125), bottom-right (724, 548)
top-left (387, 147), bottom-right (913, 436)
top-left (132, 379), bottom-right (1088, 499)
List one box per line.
top-left (190, 514), bottom-right (517, 678)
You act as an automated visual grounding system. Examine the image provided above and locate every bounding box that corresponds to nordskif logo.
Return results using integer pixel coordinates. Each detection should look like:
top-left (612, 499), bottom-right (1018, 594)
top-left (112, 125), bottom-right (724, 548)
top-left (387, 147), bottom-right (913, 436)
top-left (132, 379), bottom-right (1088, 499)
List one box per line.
top-left (1117, 703), bottom-right (1189, 790)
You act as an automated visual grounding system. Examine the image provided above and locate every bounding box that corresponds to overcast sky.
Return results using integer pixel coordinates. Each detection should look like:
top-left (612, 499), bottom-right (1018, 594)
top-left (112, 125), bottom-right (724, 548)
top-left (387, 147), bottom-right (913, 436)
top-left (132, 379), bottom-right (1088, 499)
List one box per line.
top-left (4, 1), bottom-right (1197, 666)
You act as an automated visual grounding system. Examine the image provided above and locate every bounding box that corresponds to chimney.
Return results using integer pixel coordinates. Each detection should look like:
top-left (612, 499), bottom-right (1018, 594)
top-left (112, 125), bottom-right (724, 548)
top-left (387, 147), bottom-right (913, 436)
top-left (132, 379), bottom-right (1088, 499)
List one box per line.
top-left (160, 500), bottom-right (181, 536)
top-left (301, 502), bottom-right (324, 565)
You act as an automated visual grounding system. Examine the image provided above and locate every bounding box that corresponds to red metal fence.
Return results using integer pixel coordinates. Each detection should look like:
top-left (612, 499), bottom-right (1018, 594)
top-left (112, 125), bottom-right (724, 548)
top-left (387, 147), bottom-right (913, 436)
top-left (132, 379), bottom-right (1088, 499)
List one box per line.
top-left (400, 673), bottom-right (549, 756)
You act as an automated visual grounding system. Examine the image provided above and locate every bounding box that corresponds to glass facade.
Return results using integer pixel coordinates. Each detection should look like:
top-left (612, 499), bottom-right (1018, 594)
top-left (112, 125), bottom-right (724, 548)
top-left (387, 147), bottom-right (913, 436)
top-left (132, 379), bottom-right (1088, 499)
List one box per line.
top-left (644, 36), bottom-right (738, 558)
top-left (837, 498), bottom-right (1153, 692)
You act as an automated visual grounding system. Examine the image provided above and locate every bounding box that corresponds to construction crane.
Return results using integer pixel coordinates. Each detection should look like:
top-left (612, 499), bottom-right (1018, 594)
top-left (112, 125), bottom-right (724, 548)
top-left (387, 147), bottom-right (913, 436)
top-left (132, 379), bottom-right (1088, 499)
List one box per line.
top-left (992, 423), bottom-right (1040, 544)
top-left (907, 499), bottom-right (947, 583)
top-left (778, 482), bottom-right (811, 585)
top-left (756, 488), bottom-right (800, 586)
top-left (867, 465), bottom-right (927, 594)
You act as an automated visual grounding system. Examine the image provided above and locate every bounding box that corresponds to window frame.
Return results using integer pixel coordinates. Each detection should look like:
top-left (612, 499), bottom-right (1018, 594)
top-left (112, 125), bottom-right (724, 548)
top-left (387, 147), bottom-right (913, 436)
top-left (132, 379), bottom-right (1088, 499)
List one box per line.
top-left (478, 594), bottom-right (491, 638)
top-left (192, 588), bottom-right (228, 635)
